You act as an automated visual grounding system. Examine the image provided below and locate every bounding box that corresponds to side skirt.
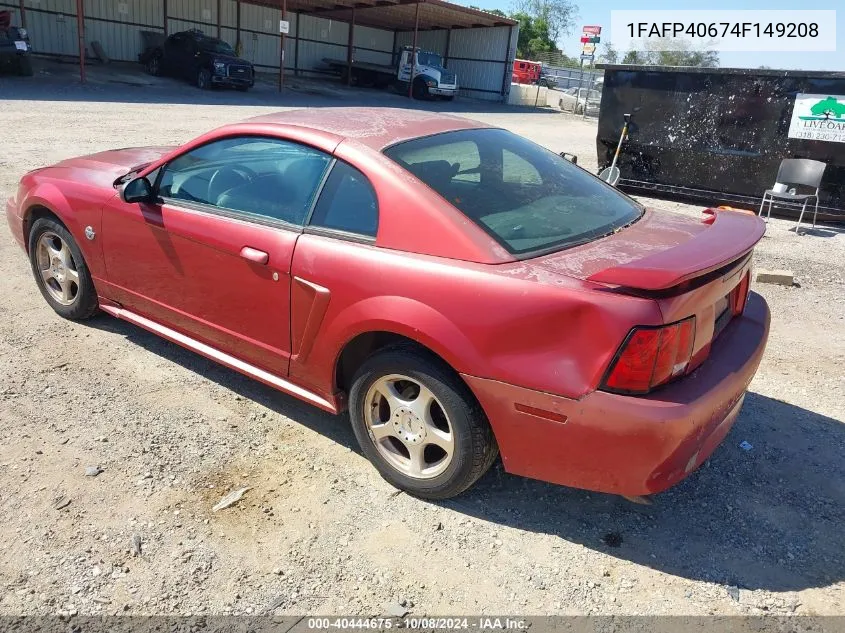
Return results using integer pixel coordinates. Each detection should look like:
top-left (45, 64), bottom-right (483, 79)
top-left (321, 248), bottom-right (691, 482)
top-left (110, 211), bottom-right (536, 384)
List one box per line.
top-left (99, 305), bottom-right (338, 414)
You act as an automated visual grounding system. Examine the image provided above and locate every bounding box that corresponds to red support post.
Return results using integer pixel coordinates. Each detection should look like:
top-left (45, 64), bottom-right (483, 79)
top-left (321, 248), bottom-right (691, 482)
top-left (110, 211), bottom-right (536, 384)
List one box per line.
top-left (19, 0), bottom-right (26, 28)
top-left (217, 0), bottom-right (221, 39)
top-left (293, 9), bottom-right (299, 76)
top-left (408, 1), bottom-right (420, 98)
top-left (279, 0), bottom-right (287, 91)
top-left (346, 6), bottom-right (355, 86)
top-left (236, 0), bottom-right (241, 56)
top-left (76, 0), bottom-right (85, 83)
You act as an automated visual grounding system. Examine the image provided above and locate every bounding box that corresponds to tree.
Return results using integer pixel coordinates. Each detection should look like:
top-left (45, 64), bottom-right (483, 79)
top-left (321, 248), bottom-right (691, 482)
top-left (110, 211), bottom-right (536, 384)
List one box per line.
top-left (476, 4), bottom-right (578, 63)
top-left (621, 39), bottom-right (719, 67)
top-left (469, 6), bottom-right (507, 17)
top-left (622, 50), bottom-right (647, 64)
top-left (511, 11), bottom-right (556, 58)
top-left (598, 43), bottom-right (618, 64)
top-left (513, 0), bottom-right (577, 44)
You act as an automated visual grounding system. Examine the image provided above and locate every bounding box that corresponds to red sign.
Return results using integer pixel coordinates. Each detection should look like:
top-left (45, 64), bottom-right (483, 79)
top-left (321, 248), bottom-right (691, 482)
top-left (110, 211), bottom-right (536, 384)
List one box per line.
top-left (582, 25), bottom-right (602, 34)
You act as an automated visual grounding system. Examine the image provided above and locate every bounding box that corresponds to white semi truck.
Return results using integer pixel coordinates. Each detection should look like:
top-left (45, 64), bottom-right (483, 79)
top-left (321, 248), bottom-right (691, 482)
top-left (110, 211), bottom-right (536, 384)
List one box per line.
top-left (323, 46), bottom-right (457, 100)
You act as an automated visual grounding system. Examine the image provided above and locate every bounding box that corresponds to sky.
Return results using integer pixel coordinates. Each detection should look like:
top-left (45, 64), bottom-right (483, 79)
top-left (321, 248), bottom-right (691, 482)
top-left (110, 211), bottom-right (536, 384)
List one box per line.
top-left (452, 0), bottom-right (843, 71)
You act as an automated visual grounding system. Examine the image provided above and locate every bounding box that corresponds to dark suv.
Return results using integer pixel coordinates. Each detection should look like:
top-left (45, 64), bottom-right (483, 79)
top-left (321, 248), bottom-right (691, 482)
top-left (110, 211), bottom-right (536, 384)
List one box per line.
top-left (0, 10), bottom-right (32, 76)
top-left (141, 29), bottom-right (254, 91)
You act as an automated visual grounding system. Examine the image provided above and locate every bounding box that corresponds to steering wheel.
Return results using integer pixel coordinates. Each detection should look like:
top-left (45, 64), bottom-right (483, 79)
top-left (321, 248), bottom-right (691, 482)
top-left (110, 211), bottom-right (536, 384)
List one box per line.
top-left (208, 166), bottom-right (257, 205)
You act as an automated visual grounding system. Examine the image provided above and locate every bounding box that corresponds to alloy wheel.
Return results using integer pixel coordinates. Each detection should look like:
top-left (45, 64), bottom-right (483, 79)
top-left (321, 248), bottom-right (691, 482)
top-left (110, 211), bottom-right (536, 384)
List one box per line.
top-left (35, 232), bottom-right (80, 306)
top-left (364, 374), bottom-right (455, 479)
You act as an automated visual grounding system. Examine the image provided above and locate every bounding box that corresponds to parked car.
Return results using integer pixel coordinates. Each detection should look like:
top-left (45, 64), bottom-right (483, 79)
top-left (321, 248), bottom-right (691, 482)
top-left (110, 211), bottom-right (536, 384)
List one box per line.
top-left (538, 71), bottom-right (558, 89)
top-left (6, 108), bottom-right (770, 500)
top-left (558, 87), bottom-right (601, 114)
top-left (140, 29), bottom-right (254, 91)
top-left (0, 10), bottom-right (32, 76)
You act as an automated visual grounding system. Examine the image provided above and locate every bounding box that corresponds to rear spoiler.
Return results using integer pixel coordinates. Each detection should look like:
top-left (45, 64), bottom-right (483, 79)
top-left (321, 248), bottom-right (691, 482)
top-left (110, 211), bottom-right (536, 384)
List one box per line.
top-left (588, 209), bottom-right (765, 291)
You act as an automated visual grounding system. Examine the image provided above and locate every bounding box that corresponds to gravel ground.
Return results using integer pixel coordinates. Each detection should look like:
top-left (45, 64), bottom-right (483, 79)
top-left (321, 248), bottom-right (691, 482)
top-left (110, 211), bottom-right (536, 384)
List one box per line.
top-left (0, 64), bottom-right (843, 618)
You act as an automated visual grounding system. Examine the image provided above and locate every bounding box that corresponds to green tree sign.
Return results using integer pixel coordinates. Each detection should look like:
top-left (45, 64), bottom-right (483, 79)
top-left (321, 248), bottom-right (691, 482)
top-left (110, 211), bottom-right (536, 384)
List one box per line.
top-left (810, 97), bottom-right (845, 120)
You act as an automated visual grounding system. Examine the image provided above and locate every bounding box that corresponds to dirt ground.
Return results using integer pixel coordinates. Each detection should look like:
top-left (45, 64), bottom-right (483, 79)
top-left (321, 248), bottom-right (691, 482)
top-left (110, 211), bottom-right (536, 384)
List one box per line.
top-left (0, 63), bottom-right (843, 618)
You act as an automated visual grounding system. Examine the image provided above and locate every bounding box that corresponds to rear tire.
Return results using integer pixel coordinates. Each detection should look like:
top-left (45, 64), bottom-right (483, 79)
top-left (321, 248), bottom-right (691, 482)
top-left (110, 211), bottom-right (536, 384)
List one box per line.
top-left (348, 346), bottom-right (498, 500)
top-left (28, 218), bottom-right (98, 321)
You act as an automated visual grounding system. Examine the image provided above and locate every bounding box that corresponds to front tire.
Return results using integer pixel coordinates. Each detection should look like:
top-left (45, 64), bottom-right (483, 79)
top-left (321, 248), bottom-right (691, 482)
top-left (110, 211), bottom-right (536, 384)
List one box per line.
top-left (28, 218), bottom-right (98, 320)
top-left (349, 347), bottom-right (498, 500)
top-left (197, 68), bottom-right (211, 90)
top-left (412, 78), bottom-right (428, 100)
top-left (18, 55), bottom-right (33, 76)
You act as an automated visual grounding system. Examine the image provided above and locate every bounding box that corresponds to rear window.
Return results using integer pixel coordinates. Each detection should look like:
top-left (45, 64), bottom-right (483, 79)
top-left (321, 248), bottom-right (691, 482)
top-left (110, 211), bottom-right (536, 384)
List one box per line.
top-left (383, 128), bottom-right (643, 256)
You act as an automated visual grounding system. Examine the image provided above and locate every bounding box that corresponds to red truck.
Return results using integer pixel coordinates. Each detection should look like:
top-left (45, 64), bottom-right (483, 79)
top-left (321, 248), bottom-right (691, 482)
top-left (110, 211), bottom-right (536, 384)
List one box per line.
top-left (512, 58), bottom-right (557, 88)
top-left (512, 59), bottom-right (541, 84)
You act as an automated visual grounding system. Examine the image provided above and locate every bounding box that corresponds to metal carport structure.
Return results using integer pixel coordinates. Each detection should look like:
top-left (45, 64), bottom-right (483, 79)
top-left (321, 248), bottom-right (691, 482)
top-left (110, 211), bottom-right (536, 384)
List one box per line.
top-left (2, 0), bottom-right (518, 101)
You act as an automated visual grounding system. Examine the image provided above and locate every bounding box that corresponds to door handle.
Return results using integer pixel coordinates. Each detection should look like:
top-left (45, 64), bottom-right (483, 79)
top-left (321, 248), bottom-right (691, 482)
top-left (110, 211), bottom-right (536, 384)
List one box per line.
top-left (240, 246), bottom-right (269, 265)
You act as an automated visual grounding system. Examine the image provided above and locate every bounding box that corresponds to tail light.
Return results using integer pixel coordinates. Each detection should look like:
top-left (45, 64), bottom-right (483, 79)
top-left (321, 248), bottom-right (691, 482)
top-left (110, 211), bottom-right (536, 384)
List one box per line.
top-left (732, 271), bottom-right (751, 315)
top-left (601, 317), bottom-right (696, 395)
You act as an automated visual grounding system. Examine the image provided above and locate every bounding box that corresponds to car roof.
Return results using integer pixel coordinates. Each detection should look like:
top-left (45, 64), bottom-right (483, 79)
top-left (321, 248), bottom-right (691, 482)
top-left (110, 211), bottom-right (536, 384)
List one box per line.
top-left (245, 108), bottom-right (494, 151)
top-left (179, 29), bottom-right (220, 41)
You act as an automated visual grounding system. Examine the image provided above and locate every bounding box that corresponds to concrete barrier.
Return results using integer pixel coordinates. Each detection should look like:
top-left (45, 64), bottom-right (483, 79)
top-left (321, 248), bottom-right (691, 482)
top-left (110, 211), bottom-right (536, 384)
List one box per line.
top-left (508, 83), bottom-right (548, 107)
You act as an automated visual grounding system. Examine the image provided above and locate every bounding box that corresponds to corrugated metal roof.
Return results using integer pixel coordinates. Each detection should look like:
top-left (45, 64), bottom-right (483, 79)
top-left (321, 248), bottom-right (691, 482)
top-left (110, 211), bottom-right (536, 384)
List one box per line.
top-left (243, 0), bottom-right (516, 31)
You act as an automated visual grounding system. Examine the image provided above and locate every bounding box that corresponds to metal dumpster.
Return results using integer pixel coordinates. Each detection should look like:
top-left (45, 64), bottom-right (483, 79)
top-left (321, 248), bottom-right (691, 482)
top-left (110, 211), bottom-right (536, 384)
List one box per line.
top-left (596, 64), bottom-right (845, 222)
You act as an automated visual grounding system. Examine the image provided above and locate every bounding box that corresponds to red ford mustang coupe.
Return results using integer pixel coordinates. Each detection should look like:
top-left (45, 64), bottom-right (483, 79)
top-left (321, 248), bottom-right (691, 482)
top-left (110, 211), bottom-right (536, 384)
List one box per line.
top-left (6, 108), bottom-right (770, 499)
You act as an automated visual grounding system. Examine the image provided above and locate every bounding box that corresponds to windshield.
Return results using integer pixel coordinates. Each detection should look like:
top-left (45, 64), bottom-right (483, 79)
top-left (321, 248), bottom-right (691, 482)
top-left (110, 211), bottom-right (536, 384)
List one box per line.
top-left (384, 128), bottom-right (643, 256)
top-left (198, 37), bottom-right (235, 56)
top-left (417, 51), bottom-right (443, 67)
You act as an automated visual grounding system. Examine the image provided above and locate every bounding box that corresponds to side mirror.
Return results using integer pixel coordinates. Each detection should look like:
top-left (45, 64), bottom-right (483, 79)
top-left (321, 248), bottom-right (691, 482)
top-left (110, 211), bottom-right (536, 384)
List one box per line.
top-left (560, 152), bottom-right (578, 164)
top-left (122, 176), bottom-right (155, 204)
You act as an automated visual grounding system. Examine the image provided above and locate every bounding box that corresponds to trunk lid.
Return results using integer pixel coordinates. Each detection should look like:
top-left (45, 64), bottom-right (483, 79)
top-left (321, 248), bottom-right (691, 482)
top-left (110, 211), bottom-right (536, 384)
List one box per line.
top-left (528, 207), bottom-right (764, 374)
top-left (527, 207), bottom-right (763, 290)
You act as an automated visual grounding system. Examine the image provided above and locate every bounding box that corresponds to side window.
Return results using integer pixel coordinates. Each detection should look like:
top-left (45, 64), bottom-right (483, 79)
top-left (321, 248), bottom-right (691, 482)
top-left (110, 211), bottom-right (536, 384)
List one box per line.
top-left (503, 149), bottom-right (542, 185)
top-left (398, 140), bottom-right (481, 185)
top-left (165, 34), bottom-right (182, 53)
top-left (157, 136), bottom-right (331, 226)
top-left (309, 162), bottom-right (378, 237)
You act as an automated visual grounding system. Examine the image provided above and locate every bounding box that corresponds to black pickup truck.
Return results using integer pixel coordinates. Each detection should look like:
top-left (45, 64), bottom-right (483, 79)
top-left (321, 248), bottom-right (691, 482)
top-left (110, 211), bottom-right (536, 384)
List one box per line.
top-left (0, 10), bottom-right (32, 76)
top-left (140, 29), bottom-right (254, 91)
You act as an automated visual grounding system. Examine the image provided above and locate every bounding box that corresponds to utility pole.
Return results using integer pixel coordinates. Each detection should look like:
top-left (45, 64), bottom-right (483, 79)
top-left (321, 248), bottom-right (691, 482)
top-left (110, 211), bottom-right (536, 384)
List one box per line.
top-left (574, 56), bottom-right (584, 114)
top-left (278, 0), bottom-right (287, 91)
top-left (582, 54), bottom-right (592, 119)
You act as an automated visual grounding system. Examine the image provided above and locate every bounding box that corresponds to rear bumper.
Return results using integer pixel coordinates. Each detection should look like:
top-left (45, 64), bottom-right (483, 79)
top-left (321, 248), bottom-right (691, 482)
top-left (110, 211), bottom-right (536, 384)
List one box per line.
top-left (463, 292), bottom-right (771, 496)
top-left (5, 196), bottom-right (25, 250)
